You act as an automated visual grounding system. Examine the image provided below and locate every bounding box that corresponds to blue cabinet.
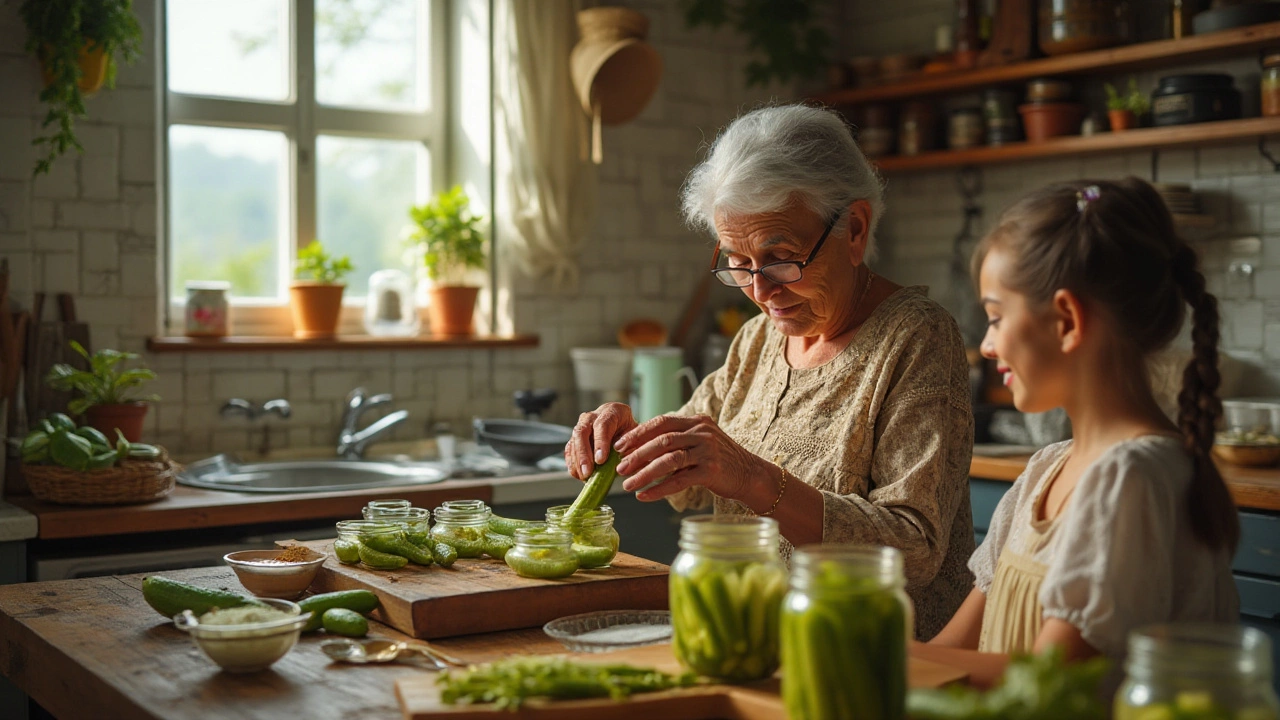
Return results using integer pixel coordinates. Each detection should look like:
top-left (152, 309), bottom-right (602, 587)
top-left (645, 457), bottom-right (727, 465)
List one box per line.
top-left (969, 478), bottom-right (1280, 693)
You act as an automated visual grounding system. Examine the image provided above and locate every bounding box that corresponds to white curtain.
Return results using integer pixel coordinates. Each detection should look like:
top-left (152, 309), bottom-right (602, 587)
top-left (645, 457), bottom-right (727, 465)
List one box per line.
top-left (494, 0), bottom-right (596, 291)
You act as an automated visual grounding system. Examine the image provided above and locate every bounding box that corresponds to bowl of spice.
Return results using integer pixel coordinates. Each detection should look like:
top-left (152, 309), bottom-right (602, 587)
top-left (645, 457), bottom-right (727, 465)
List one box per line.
top-left (175, 598), bottom-right (308, 673)
top-left (224, 546), bottom-right (326, 600)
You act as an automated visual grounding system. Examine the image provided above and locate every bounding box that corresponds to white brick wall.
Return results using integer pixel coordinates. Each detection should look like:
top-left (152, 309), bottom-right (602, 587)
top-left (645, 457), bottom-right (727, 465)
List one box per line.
top-left (842, 0), bottom-right (1280, 393)
top-left (0, 0), bottom-right (797, 456)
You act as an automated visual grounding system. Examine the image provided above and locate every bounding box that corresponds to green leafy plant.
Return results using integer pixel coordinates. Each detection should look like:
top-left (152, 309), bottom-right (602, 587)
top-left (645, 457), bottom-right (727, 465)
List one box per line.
top-left (1105, 78), bottom-right (1150, 115)
top-left (407, 185), bottom-right (487, 285)
top-left (45, 341), bottom-right (159, 416)
top-left (295, 240), bottom-right (354, 284)
top-left (682, 0), bottom-right (829, 87)
top-left (20, 0), bottom-right (144, 176)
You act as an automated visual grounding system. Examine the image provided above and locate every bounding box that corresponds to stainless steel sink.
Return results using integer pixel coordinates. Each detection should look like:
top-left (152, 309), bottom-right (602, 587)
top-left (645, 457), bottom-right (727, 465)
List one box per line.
top-left (177, 454), bottom-right (450, 493)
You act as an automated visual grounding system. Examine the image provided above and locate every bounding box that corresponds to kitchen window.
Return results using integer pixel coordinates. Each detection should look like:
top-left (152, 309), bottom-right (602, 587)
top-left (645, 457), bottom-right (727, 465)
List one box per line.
top-left (162, 0), bottom-right (448, 332)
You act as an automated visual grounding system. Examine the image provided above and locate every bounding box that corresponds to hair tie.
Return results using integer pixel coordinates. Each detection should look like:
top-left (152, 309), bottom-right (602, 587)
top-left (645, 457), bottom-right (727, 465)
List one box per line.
top-left (1076, 185), bottom-right (1101, 212)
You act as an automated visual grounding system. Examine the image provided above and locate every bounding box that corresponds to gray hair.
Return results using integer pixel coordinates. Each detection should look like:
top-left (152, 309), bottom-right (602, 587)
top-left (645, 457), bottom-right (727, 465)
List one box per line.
top-left (681, 104), bottom-right (886, 260)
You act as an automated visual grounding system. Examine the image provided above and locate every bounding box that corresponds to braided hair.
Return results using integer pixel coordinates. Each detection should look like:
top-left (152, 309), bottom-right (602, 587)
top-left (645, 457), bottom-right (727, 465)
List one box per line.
top-left (972, 177), bottom-right (1239, 554)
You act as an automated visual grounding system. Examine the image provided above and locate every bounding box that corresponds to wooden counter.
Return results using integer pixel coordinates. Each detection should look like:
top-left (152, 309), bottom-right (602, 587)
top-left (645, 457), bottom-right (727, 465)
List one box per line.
top-left (0, 566), bottom-right (565, 720)
top-left (970, 455), bottom-right (1280, 512)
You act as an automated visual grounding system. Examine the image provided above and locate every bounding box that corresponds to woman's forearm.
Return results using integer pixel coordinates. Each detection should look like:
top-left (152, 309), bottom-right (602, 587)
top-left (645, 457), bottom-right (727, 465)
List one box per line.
top-left (741, 468), bottom-right (825, 546)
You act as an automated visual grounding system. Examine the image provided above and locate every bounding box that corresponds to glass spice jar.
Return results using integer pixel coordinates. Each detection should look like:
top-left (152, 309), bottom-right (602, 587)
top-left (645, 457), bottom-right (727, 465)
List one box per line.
top-left (1263, 51), bottom-right (1280, 118)
top-left (669, 515), bottom-right (788, 682)
top-left (546, 504), bottom-right (620, 569)
top-left (949, 108), bottom-right (985, 149)
top-left (899, 101), bottom-right (937, 156)
top-left (780, 546), bottom-right (913, 720)
top-left (1114, 624), bottom-right (1279, 720)
top-left (430, 500), bottom-right (491, 558)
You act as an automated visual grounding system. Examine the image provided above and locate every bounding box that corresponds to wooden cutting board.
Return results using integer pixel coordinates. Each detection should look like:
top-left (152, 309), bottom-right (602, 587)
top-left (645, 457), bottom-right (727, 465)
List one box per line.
top-left (394, 642), bottom-right (969, 719)
top-left (295, 539), bottom-right (669, 639)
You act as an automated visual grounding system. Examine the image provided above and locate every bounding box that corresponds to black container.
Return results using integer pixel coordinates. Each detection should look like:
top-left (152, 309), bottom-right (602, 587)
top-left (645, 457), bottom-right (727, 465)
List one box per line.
top-left (1151, 74), bottom-right (1241, 127)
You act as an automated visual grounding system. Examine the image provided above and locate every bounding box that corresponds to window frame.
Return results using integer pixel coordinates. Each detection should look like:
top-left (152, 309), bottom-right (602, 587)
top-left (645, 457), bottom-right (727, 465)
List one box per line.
top-left (160, 0), bottom-right (449, 334)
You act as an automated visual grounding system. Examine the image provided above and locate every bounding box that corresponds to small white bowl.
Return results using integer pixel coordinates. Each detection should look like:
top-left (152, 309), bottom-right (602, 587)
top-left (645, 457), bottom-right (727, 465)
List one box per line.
top-left (224, 549), bottom-right (326, 600)
top-left (175, 598), bottom-right (309, 673)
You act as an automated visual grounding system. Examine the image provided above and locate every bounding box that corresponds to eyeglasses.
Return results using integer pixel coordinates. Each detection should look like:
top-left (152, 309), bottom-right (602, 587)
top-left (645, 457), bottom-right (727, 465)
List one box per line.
top-left (709, 214), bottom-right (839, 288)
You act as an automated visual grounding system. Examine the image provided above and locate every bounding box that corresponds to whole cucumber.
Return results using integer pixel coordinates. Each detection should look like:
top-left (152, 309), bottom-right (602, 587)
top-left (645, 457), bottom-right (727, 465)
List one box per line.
top-left (142, 576), bottom-right (262, 619)
top-left (297, 590), bottom-right (379, 632)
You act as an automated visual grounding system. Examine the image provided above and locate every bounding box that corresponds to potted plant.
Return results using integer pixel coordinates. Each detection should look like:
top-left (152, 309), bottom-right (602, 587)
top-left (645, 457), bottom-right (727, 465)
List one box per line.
top-left (290, 240), bottom-right (354, 339)
top-left (20, 0), bottom-right (144, 176)
top-left (45, 341), bottom-right (158, 443)
top-left (407, 186), bottom-right (487, 337)
top-left (1105, 78), bottom-right (1149, 132)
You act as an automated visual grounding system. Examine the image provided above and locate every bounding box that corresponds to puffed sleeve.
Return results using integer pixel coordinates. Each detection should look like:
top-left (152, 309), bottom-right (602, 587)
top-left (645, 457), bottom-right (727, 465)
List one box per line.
top-left (1038, 448), bottom-right (1185, 658)
top-left (968, 443), bottom-right (1068, 593)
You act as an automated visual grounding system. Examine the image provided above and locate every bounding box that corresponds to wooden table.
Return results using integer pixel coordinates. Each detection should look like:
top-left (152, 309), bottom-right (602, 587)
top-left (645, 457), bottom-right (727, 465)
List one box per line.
top-left (970, 455), bottom-right (1280, 512)
top-left (0, 567), bottom-right (567, 720)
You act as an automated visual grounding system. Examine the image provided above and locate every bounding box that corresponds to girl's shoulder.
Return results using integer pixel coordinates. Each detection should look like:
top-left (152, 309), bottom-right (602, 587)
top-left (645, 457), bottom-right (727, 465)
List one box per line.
top-left (1077, 434), bottom-right (1193, 505)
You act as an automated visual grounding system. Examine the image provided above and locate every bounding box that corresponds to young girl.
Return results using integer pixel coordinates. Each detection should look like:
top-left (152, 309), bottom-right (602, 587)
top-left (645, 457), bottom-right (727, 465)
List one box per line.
top-left (916, 177), bottom-right (1240, 687)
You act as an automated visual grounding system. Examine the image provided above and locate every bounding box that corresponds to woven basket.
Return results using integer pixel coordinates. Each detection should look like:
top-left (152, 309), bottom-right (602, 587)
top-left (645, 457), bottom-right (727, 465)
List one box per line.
top-left (23, 450), bottom-right (178, 505)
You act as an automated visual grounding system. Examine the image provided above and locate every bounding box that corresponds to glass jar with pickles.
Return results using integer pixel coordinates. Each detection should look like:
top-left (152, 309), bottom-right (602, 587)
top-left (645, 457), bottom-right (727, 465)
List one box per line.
top-left (546, 504), bottom-right (619, 569)
top-left (669, 515), bottom-right (787, 682)
top-left (1114, 625), bottom-right (1279, 720)
top-left (334, 519), bottom-right (401, 566)
top-left (781, 545), bottom-right (912, 720)
top-left (504, 526), bottom-right (580, 579)
top-left (430, 500), bottom-right (491, 558)
top-left (363, 499), bottom-right (411, 518)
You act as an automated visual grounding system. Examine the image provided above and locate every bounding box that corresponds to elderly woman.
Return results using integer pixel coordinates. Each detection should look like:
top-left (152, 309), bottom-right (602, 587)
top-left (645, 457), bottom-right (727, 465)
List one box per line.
top-left (567, 104), bottom-right (975, 639)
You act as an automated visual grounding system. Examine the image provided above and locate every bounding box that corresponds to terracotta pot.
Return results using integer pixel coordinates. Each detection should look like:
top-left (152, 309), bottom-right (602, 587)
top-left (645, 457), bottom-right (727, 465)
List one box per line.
top-left (289, 282), bottom-right (346, 339)
top-left (40, 42), bottom-right (109, 95)
top-left (1017, 102), bottom-right (1084, 143)
top-left (86, 402), bottom-right (148, 443)
top-left (1108, 108), bottom-right (1137, 131)
top-left (427, 286), bottom-right (480, 337)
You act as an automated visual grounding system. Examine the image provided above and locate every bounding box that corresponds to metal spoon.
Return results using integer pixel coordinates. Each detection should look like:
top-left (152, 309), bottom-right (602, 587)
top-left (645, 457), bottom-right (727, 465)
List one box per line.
top-left (320, 638), bottom-right (447, 670)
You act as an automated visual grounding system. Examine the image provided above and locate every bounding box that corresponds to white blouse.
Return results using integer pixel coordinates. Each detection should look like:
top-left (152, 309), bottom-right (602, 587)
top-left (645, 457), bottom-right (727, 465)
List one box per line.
top-left (970, 435), bottom-right (1239, 660)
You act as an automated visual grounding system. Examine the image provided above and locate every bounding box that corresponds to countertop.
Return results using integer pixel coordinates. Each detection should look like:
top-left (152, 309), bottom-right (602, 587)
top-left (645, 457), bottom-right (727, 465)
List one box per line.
top-left (0, 501), bottom-right (37, 542)
top-left (0, 566), bottom-right (967, 720)
top-left (969, 451), bottom-right (1280, 512)
top-left (6, 471), bottom-right (593, 541)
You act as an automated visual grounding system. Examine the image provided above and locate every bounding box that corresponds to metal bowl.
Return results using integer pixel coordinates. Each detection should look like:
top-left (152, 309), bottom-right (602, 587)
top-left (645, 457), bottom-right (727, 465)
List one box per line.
top-left (473, 419), bottom-right (573, 466)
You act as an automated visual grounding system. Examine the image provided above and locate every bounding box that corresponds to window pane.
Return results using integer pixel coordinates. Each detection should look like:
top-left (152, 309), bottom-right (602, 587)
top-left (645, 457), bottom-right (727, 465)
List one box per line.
top-left (317, 136), bottom-right (428, 297)
top-left (169, 126), bottom-right (287, 302)
top-left (167, 0), bottom-right (289, 101)
top-left (316, 0), bottom-right (428, 111)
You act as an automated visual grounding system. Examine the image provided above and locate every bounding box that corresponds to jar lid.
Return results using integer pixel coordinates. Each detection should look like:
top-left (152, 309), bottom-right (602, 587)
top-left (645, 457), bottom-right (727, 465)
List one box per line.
top-left (186, 281), bottom-right (231, 291)
top-left (1155, 73), bottom-right (1235, 93)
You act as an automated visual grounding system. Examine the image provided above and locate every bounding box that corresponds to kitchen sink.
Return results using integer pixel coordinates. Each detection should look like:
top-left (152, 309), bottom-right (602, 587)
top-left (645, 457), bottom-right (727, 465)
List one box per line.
top-left (177, 454), bottom-right (450, 493)
top-left (176, 449), bottom-right (569, 493)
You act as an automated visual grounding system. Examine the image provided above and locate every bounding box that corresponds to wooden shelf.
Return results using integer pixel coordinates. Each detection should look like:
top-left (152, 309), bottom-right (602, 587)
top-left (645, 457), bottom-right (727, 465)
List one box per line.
top-left (872, 116), bottom-right (1280, 172)
top-left (146, 333), bottom-right (540, 353)
top-left (813, 22), bottom-right (1280, 106)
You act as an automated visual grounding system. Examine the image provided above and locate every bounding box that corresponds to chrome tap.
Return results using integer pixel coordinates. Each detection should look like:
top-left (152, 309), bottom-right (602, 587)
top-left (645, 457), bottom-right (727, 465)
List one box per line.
top-left (220, 398), bottom-right (292, 456)
top-left (337, 388), bottom-right (409, 459)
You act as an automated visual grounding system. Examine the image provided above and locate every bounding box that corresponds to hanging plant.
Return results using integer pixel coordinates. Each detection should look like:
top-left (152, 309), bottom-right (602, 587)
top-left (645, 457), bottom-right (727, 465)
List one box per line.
top-left (20, 0), bottom-right (144, 176)
top-left (682, 0), bottom-right (830, 88)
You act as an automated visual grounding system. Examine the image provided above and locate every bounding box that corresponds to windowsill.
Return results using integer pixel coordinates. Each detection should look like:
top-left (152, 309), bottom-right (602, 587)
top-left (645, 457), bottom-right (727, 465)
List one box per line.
top-left (146, 333), bottom-right (539, 353)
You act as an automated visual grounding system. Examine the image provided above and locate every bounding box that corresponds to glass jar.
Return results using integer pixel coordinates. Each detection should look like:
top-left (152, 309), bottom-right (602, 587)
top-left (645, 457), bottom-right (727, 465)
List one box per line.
top-left (504, 526), bottom-right (579, 579)
top-left (1037, 0), bottom-right (1128, 57)
top-left (899, 101), bottom-right (937, 157)
top-left (781, 545), bottom-right (913, 720)
top-left (430, 501), bottom-right (491, 558)
top-left (1115, 625), bottom-right (1279, 720)
top-left (363, 499), bottom-right (412, 518)
top-left (364, 269), bottom-right (420, 337)
top-left (334, 520), bottom-right (400, 565)
top-left (363, 506), bottom-right (431, 543)
top-left (546, 504), bottom-right (620, 569)
top-left (948, 108), bottom-right (985, 149)
top-left (669, 515), bottom-right (787, 682)
top-left (1263, 52), bottom-right (1280, 118)
top-left (185, 281), bottom-right (230, 337)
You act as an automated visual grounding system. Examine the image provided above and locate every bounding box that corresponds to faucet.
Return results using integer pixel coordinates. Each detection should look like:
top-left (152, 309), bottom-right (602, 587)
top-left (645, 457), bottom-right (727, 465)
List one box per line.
top-left (221, 399), bottom-right (293, 456)
top-left (337, 388), bottom-right (409, 459)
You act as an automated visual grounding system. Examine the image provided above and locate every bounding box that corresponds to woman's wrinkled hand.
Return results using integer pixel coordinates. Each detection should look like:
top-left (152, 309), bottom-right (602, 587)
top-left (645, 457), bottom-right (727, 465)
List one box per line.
top-left (613, 414), bottom-right (768, 503)
top-left (565, 403), bottom-right (638, 481)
